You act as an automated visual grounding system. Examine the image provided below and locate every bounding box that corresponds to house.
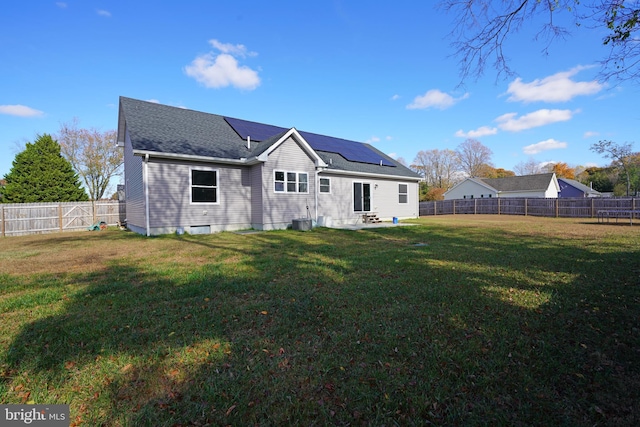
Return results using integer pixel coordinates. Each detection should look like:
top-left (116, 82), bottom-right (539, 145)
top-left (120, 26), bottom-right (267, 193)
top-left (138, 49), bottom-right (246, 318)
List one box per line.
top-left (443, 173), bottom-right (559, 200)
top-left (116, 97), bottom-right (421, 236)
top-left (557, 178), bottom-right (602, 198)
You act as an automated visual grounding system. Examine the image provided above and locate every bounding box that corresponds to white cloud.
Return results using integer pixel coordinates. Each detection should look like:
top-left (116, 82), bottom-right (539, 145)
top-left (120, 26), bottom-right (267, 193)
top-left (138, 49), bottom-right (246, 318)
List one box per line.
top-left (506, 66), bottom-right (603, 103)
top-left (0, 104), bottom-right (44, 117)
top-left (406, 89), bottom-right (469, 110)
top-left (56, 2), bottom-right (67, 8)
top-left (455, 126), bottom-right (498, 138)
top-left (523, 138), bottom-right (568, 155)
top-left (496, 109), bottom-right (574, 132)
top-left (388, 152), bottom-right (398, 159)
top-left (583, 130), bottom-right (599, 138)
top-left (97, 10), bottom-right (111, 17)
top-left (185, 53), bottom-right (260, 90)
top-left (146, 99), bottom-right (160, 104)
top-left (185, 41), bottom-right (260, 90)
top-left (385, 136), bottom-right (393, 141)
top-left (390, 94), bottom-right (400, 101)
top-left (365, 136), bottom-right (380, 144)
top-left (208, 39), bottom-right (256, 58)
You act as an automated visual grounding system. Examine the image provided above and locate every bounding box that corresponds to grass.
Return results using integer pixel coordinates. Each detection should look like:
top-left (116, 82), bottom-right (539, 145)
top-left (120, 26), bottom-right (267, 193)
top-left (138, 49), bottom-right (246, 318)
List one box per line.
top-left (0, 215), bottom-right (639, 426)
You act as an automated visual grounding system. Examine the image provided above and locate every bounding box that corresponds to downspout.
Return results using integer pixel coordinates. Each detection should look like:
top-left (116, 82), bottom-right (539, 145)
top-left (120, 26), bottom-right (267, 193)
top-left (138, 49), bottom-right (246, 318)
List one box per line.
top-left (144, 153), bottom-right (150, 237)
top-left (315, 170), bottom-right (319, 222)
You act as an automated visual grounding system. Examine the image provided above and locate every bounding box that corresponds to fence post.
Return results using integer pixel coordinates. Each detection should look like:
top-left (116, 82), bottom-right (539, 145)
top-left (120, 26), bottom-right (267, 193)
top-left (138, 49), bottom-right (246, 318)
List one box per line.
top-left (591, 198), bottom-right (595, 218)
top-left (498, 198), bottom-right (501, 215)
top-left (433, 201), bottom-right (436, 215)
top-left (474, 198), bottom-right (477, 215)
top-left (555, 198), bottom-right (559, 218)
top-left (525, 198), bottom-right (528, 216)
top-left (453, 200), bottom-right (456, 215)
top-left (59, 203), bottom-right (63, 232)
top-left (1, 205), bottom-right (4, 237)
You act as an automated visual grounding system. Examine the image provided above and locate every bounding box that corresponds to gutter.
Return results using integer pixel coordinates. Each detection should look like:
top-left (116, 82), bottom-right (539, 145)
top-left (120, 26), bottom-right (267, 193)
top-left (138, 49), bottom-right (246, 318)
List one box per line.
top-left (133, 150), bottom-right (263, 165)
top-left (317, 168), bottom-right (421, 182)
top-left (144, 154), bottom-right (150, 236)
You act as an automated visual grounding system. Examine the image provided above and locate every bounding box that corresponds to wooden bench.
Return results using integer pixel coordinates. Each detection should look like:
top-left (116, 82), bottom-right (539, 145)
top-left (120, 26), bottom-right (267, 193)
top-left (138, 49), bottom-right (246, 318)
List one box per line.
top-left (597, 209), bottom-right (640, 225)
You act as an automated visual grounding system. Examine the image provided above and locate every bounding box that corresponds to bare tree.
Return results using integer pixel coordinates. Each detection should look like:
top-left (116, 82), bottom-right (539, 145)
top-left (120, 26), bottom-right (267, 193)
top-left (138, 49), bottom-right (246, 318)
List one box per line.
top-left (456, 139), bottom-right (493, 177)
top-left (413, 149), bottom-right (461, 189)
top-left (514, 158), bottom-right (543, 176)
top-left (591, 139), bottom-right (634, 196)
top-left (439, 1), bottom-right (640, 84)
top-left (57, 119), bottom-right (123, 201)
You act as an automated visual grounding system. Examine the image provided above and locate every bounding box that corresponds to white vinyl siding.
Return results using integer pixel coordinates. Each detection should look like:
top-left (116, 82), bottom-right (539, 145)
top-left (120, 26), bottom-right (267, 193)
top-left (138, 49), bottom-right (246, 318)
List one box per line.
top-left (262, 137), bottom-right (316, 229)
top-left (123, 130), bottom-right (145, 230)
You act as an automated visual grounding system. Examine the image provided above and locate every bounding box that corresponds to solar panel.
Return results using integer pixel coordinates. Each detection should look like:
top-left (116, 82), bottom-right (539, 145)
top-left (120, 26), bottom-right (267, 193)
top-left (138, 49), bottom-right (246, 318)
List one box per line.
top-left (224, 116), bottom-right (396, 167)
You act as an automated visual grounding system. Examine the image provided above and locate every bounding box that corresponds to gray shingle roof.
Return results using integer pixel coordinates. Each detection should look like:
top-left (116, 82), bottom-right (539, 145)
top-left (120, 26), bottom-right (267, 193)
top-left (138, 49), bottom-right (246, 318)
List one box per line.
top-left (119, 97), bottom-right (419, 179)
top-left (481, 173), bottom-right (555, 192)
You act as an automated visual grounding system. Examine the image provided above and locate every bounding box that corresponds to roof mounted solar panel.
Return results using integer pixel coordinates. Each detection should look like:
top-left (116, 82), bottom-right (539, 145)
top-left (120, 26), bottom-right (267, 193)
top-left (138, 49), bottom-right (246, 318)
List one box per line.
top-left (224, 116), bottom-right (395, 167)
top-left (224, 117), bottom-right (287, 142)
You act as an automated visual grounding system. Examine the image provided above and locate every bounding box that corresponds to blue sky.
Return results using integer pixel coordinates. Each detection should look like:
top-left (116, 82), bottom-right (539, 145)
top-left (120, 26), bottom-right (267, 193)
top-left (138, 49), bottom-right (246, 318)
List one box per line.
top-left (1, 1), bottom-right (638, 180)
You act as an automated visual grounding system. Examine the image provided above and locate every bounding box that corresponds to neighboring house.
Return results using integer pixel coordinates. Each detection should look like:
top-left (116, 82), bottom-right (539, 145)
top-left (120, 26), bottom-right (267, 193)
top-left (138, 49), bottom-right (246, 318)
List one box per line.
top-left (557, 178), bottom-right (602, 198)
top-left (117, 97), bottom-right (421, 236)
top-left (444, 173), bottom-right (559, 200)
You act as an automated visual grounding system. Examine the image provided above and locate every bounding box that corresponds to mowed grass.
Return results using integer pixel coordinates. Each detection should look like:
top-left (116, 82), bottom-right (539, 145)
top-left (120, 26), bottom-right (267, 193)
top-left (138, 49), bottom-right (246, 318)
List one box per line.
top-left (0, 215), bottom-right (639, 426)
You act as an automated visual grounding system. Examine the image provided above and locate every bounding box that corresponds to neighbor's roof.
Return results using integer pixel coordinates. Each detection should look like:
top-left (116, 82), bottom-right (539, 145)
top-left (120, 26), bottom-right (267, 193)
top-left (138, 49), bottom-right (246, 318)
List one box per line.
top-left (558, 177), bottom-right (602, 195)
top-left (118, 97), bottom-right (420, 179)
top-left (480, 173), bottom-right (557, 192)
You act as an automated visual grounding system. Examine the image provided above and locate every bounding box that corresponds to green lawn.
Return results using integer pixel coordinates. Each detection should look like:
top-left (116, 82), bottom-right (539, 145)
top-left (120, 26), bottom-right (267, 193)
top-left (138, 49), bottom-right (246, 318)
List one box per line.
top-left (1, 216), bottom-right (639, 426)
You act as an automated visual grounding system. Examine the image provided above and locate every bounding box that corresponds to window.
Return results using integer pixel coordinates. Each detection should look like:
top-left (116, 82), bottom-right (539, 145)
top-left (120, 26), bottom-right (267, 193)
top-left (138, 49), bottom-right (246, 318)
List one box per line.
top-left (319, 177), bottom-right (331, 193)
top-left (274, 170), bottom-right (308, 193)
top-left (353, 182), bottom-right (371, 212)
top-left (399, 184), bottom-right (408, 203)
top-left (191, 169), bottom-right (217, 203)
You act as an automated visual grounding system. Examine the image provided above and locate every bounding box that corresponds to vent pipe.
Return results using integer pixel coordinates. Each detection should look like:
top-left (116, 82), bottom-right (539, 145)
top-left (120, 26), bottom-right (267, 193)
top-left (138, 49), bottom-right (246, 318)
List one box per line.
top-left (247, 136), bottom-right (251, 150)
top-left (379, 160), bottom-right (383, 166)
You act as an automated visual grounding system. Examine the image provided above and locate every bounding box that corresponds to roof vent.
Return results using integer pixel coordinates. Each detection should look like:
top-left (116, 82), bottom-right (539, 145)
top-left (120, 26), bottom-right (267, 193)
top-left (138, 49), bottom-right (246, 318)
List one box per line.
top-left (379, 160), bottom-right (383, 166)
top-left (247, 136), bottom-right (251, 150)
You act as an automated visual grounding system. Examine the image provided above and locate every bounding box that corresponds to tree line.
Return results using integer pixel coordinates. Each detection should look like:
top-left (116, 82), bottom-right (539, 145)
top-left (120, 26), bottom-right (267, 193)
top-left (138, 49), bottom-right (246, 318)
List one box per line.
top-left (411, 138), bottom-right (640, 201)
top-left (0, 121), bottom-right (121, 203)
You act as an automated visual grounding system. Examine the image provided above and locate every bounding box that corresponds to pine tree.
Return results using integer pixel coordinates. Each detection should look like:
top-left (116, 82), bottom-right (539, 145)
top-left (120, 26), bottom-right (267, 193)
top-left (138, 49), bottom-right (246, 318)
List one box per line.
top-left (2, 134), bottom-right (88, 203)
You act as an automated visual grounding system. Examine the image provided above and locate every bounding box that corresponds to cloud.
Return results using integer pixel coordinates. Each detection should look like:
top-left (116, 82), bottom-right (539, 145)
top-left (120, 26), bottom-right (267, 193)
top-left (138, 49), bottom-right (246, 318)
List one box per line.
top-left (406, 89), bottom-right (469, 110)
top-left (146, 99), bottom-right (160, 104)
top-left (390, 94), bottom-right (400, 101)
top-left (97, 10), bottom-right (111, 17)
top-left (496, 109), bottom-right (574, 132)
top-left (56, 2), bottom-right (67, 8)
top-left (208, 39), bottom-right (256, 58)
top-left (365, 136), bottom-right (381, 144)
top-left (185, 40), bottom-right (260, 90)
top-left (523, 138), bottom-right (568, 155)
top-left (455, 126), bottom-right (498, 138)
top-left (506, 66), bottom-right (603, 103)
top-left (0, 104), bottom-right (44, 117)
top-left (583, 130), bottom-right (599, 138)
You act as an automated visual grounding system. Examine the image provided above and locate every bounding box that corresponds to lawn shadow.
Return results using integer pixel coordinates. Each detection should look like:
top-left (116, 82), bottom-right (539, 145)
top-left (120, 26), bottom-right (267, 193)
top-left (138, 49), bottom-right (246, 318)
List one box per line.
top-left (2, 225), bottom-right (639, 425)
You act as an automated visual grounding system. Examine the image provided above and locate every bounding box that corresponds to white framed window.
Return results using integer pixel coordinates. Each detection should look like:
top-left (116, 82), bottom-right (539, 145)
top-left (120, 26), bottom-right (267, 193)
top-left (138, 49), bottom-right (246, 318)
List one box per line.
top-left (274, 170), bottom-right (308, 193)
top-left (319, 177), bottom-right (331, 193)
top-left (399, 184), bottom-right (408, 204)
top-left (191, 168), bottom-right (218, 204)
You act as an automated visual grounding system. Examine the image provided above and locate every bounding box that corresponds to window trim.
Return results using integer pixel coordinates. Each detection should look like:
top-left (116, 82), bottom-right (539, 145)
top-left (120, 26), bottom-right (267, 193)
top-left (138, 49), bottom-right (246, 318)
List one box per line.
top-left (274, 170), bottom-right (309, 194)
top-left (319, 177), bottom-right (331, 194)
top-left (190, 167), bottom-right (219, 204)
top-left (398, 183), bottom-right (408, 204)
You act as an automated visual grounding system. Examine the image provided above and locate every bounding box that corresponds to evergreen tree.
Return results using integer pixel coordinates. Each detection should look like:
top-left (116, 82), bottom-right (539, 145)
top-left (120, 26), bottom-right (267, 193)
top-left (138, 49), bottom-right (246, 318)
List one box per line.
top-left (2, 134), bottom-right (88, 203)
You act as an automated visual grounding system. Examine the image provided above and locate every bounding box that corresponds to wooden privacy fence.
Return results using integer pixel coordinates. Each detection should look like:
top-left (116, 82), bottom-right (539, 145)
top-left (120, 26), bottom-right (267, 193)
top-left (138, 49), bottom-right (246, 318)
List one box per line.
top-left (419, 197), bottom-right (640, 218)
top-left (0, 201), bottom-right (125, 237)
